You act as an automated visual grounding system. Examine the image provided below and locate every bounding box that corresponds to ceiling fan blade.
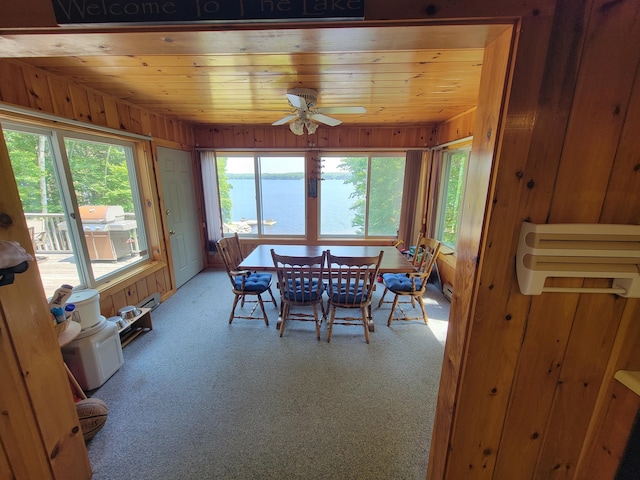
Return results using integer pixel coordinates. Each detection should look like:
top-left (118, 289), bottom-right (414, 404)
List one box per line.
top-left (286, 93), bottom-right (308, 111)
top-left (272, 114), bottom-right (298, 126)
top-left (314, 106), bottom-right (366, 114)
top-left (309, 113), bottom-right (342, 126)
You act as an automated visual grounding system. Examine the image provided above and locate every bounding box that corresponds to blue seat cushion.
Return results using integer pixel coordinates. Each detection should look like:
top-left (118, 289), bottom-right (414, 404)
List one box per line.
top-left (283, 278), bottom-right (324, 302)
top-left (233, 272), bottom-right (272, 292)
top-left (330, 281), bottom-right (365, 304)
top-left (382, 273), bottom-right (423, 293)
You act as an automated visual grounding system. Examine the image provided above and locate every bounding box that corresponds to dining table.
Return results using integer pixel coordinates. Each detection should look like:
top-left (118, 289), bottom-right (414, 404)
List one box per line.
top-left (238, 244), bottom-right (416, 332)
top-left (238, 244), bottom-right (414, 273)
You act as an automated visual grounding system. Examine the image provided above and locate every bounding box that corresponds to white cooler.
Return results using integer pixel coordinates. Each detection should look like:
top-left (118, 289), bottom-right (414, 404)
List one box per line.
top-left (62, 317), bottom-right (124, 391)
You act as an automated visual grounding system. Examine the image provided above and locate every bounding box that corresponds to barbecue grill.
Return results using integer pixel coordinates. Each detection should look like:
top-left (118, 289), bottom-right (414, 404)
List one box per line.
top-left (59, 206), bottom-right (137, 261)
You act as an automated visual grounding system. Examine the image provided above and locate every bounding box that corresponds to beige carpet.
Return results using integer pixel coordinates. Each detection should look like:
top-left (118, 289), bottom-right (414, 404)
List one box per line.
top-left (86, 269), bottom-right (449, 480)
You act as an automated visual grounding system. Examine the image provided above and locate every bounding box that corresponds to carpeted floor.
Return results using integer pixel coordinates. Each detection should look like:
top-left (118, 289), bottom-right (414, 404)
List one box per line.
top-left (86, 269), bottom-right (449, 480)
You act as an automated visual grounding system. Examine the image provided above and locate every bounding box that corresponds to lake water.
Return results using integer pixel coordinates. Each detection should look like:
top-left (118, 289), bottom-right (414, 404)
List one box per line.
top-left (228, 178), bottom-right (358, 235)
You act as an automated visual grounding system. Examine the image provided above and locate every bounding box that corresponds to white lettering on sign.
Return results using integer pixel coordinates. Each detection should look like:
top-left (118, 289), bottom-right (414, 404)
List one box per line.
top-left (195, 0), bottom-right (221, 16)
top-left (52, 0), bottom-right (364, 22)
top-left (54, 0), bottom-right (177, 20)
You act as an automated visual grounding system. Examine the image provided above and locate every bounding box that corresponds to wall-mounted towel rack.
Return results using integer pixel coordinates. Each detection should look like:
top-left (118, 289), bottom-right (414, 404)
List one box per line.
top-left (516, 222), bottom-right (640, 297)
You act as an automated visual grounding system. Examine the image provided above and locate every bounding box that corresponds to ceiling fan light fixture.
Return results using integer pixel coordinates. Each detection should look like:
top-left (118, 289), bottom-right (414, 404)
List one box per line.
top-left (305, 120), bottom-right (319, 134)
top-left (289, 119), bottom-right (304, 135)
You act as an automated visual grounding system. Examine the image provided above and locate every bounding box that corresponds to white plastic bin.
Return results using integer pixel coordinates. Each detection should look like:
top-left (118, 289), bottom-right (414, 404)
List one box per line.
top-left (66, 289), bottom-right (101, 330)
top-left (62, 318), bottom-right (124, 391)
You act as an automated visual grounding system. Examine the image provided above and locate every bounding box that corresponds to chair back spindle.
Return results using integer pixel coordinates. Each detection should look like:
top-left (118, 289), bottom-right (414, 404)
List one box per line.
top-left (326, 250), bottom-right (384, 343)
top-left (271, 249), bottom-right (327, 340)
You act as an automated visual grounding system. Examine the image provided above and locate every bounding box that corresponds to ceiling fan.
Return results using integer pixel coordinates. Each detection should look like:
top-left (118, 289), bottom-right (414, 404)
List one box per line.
top-left (272, 88), bottom-right (366, 135)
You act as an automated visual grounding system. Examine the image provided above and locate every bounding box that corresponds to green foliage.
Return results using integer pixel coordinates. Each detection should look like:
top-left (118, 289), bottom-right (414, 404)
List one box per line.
top-left (216, 157), bottom-right (233, 223)
top-left (4, 130), bottom-right (137, 214)
top-left (339, 157), bottom-right (367, 233)
top-left (368, 157), bottom-right (405, 236)
top-left (338, 156), bottom-right (405, 236)
top-left (65, 139), bottom-right (134, 211)
top-left (3, 130), bottom-right (62, 213)
top-left (441, 152), bottom-right (467, 248)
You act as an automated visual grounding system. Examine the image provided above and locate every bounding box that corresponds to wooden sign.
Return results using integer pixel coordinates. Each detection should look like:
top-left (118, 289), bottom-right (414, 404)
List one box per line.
top-left (51, 0), bottom-right (365, 24)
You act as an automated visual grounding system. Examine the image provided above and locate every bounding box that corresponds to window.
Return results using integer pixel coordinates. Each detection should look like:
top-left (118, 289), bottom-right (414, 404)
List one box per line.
top-left (2, 122), bottom-right (149, 299)
top-left (216, 153), bottom-right (306, 236)
top-left (320, 154), bottom-right (406, 237)
top-left (435, 145), bottom-right (470, 250)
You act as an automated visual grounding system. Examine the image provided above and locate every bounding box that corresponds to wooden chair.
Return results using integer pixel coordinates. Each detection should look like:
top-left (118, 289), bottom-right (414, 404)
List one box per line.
top-left (326, 250), bottom-right (384, 344)
top-left (270, 249), bottom-right (327, 340)
top-left (217, 234), bottom-right (277, 326)
top-left (377, 237), bottom-right (442, 326)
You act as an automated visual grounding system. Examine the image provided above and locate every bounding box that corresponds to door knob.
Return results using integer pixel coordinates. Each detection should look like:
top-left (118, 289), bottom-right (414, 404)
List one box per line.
top-left (169, 230), bottom-right (176, 235)
top-left (166, 209), bottom-right (171, 215)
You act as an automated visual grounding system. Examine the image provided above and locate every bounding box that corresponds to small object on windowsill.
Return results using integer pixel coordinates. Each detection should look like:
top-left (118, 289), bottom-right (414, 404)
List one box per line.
top-left (49, 284), bottom-right (73, 309)
top-left (0, 240), bottom-right (33, 286)
top-left (51, 306), bottom-right (66, 324)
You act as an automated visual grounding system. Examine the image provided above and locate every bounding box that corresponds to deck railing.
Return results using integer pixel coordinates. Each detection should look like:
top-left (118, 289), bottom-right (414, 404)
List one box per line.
top-left (24, 212), bottom-right (139, 254)
top-left (25, 213), bottom-right (71, 253)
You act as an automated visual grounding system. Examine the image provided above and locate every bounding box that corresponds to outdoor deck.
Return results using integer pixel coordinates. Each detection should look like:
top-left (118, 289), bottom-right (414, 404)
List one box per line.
top-left (33, 252), bottom-right (140, 299)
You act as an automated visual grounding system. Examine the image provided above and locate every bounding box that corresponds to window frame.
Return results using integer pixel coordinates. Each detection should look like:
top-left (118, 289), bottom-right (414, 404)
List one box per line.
top-left (209, 149), bottom-right (408, 241)
top-left (318, 151), bottom-right (407, 239)
top-left (434, 142), bottom-right (471, 252)
top-left (2, 120), bottom-right (151, 294)
top-left (215, 151), bottom-right (308, 238)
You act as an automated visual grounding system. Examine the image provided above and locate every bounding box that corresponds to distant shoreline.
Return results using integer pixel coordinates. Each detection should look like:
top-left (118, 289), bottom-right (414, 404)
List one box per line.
top-left (227, 172), bottom-right (349, 180)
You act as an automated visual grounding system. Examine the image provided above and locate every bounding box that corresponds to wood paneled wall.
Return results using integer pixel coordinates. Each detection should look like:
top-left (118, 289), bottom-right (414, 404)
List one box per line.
top-left (194, 124), bottom-right (436, 150)
top-left (1, 1), bottom-right (640, 480)
top-left (430, 1), bottom-right (640, 480)
top-left (434, 107), bottom-right (476, 146)
top-left (0, 59), bottom-right (194, 146)
top-left (0, 58), bottom-right (193, 308)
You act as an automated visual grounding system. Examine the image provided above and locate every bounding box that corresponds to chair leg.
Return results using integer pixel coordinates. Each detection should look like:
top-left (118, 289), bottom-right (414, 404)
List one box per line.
top-left (229, 295), bottom-right (240, 324)
top-left (387, 295), bottom-right (400, 326)
top-left (327, 306), bottom-right (336, 343)
top-left (267, 286), bottom-right (278, 309)
top-left (362, 307), bottom-right (370, 344)
top-left (377, 287), bottom-right (389, 308)
top-left (417, 296), bottom-right (429, 325)
top-left (257, 295), bottom-right (269, 326)
top-left (313, 305), bottom-right (321, 340)
top-left (279, 304), bottom-right (289, 337)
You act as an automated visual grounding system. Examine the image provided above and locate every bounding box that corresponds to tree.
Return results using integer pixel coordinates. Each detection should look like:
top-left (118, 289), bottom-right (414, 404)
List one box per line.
top-left (3, 130), bottom-right (61, 213)
top-left (65, 139), bottom-right (134, 211)
top-left (442, 152), bottom-right (467, 247)
top-left (338, 156), bottom-right (405, 236)
top-left (216, 157), bottom-right (233, 223)
top-left (4, 131), bottom-right (138, 214)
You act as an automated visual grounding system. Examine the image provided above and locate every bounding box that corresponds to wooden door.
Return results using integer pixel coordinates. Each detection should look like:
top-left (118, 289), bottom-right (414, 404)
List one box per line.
top-left (157, 147), bottom-right (204, 288)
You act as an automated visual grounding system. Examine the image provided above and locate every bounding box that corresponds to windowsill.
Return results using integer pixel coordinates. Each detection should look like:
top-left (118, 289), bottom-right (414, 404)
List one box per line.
top-left (242, 238), bottom-right (398, 246)
top-left (94, 260), bottom-right (167, 297)
top-left (439, 245), bottom-right (456, 256)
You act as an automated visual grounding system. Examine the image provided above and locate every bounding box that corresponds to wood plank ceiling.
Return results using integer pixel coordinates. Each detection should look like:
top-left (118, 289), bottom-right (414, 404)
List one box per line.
top-left (1, 23), bottom-right (510, 127)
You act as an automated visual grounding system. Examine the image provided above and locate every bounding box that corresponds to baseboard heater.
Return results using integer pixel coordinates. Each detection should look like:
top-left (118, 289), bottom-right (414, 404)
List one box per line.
top-left (516, 222), bottom-right (640, 297)
top-left (442, 283), bottom-right (453, 301)
top-left (137, 292), bottom-right (161, 310)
